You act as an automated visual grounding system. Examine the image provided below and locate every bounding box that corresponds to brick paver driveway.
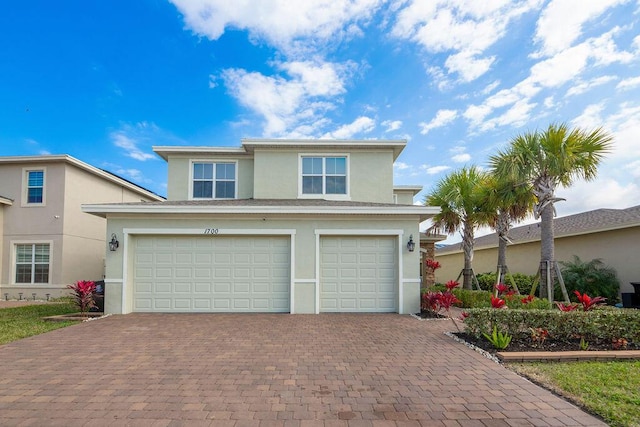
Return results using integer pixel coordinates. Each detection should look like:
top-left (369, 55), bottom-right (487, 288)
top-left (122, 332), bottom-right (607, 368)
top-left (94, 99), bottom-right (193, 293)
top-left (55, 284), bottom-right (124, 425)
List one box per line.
top-left (0, 314), bottom-right (605, 426)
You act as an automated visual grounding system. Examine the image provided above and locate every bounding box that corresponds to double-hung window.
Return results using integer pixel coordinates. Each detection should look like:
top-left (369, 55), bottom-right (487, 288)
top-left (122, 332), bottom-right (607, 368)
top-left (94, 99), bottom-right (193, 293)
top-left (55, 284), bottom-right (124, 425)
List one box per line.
top-left (15, 243), bottom-right (50, 284)
top-left (301, 156), bottom-right (347, 195)
top-left (26, 170), bottom-right (45, 204)
top-left (192, 162), bottom-right (236, 199)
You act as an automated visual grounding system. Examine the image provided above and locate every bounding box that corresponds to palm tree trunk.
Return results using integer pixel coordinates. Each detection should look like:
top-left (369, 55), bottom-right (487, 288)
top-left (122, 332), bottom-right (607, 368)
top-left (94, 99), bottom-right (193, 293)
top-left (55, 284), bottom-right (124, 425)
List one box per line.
top-left (461, 221), bottom-right (474, 290)
top-left (496, 211), bottom-right (509, 283)
top-left (539, 202), bottom-right (555, 299)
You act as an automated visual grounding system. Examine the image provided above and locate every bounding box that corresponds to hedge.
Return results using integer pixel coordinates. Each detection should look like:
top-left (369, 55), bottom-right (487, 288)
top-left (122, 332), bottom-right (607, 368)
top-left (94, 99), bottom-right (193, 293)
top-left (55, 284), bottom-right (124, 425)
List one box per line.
top-left (464, 307), bottom-right (640, 344)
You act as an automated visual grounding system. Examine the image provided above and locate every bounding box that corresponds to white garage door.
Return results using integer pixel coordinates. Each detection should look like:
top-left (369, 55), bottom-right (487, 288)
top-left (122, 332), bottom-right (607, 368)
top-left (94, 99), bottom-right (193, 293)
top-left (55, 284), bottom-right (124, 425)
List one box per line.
top-left (133, 236), bottom-right (290, 312)
top-left (320, 236), bottom-right (398, 312)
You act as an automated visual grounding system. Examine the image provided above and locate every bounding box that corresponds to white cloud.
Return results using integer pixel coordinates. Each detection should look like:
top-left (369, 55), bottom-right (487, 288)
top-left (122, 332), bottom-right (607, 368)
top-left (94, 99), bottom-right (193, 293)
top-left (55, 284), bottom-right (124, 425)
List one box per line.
top-left (533, 0), bottom-right (629, 57)
top-left (566, 75), bottom-right (616, 96)
top-left (444, 51), bottom-right (495, 82)
top-left (558, 177), bottom-right (640, 216)
top-left (481, 80), bottom-right (501, 95)
top-left (169, 0), bottom-right (382, 54)
top-left (382, 120), bottom-right (402, 132)
top-left (451, 153), bottom-right (471, 163)
top-left (617, 76), bottom-right (640, 90)
top-left (419, 109), bottom-right (457, 134)
top-left (322, 116), bottom-right (375, 139)
top-left (421, 165), bottom-right (450, 175)
top-left (464, 28), bottom-right (635, 133)
top-left (110, 122), bottom-right (177, 161)
top-left (394, 161), bottom-right (411, 170)
top-left (392, 0), bottom-right (542, 82)
top-left (222, 60), bottom-right (353, 136)
top-left (208, 74), bottom-right (218, 89)
top-left (571, 103), bottom-right (605, 128)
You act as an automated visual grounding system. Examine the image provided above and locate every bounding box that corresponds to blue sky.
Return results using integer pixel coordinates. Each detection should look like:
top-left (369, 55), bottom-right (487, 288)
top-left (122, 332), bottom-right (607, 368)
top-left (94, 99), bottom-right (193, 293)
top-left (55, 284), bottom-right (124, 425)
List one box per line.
top-left (2, 1), bottom-right (640, 241)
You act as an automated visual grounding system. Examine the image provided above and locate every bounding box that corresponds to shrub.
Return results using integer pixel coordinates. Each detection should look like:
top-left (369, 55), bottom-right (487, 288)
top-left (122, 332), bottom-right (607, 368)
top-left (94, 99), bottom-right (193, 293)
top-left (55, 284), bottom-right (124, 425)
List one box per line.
top-left (463, 307), bottom-right (640, 345)
top-left (559, 256), bottom-right (620, 303)
top-left (67, 280), bottom-right (96, 314)
top-left (476, 272), bottom-right (536, 295)
top-left (451, 288), bottom-right (550, 310)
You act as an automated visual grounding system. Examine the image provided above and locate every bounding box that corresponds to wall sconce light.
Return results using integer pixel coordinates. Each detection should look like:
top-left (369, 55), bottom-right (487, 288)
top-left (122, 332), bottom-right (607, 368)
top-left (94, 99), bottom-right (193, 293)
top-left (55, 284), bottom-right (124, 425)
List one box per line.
top-left (407, 234), bottom-right (416, 252)
top-left (108, 233), bottom-right (120, 251)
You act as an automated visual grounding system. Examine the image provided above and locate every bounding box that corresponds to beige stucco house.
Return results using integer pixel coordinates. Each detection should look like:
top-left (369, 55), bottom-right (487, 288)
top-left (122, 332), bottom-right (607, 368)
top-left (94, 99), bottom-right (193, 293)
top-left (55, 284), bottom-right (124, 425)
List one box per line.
top-left (83, 139), bottom-right (438, 314)
top-left (434, 205), bottom-right (640, 296)
top-left (0, 155), bottom-right (163, 299)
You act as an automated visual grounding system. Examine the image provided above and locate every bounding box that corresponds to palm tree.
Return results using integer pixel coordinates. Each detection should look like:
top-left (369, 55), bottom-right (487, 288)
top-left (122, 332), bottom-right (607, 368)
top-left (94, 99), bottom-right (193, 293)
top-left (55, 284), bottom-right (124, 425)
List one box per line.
top-left (480, 173), bottom-right (535, 287)
top-left (489, 123), bottom-right (613, 298)
top-left (425, 166), bottom-right (490, 290)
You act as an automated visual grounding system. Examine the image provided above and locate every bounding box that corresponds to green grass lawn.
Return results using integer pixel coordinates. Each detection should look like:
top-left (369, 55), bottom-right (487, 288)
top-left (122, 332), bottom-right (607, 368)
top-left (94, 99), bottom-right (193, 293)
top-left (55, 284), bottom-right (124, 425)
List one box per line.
top-left (511, 361), bottom-right (640, 427)
top-left (0, 303), bottom-right (79, 345)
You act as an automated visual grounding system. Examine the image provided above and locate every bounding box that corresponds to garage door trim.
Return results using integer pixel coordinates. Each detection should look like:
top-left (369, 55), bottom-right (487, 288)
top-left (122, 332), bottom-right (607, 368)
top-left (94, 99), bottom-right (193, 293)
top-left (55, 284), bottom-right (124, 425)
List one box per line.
top-left (314, 229), bottom-right (405, 314)
top-left (122, 228), bottom-right (296, 314)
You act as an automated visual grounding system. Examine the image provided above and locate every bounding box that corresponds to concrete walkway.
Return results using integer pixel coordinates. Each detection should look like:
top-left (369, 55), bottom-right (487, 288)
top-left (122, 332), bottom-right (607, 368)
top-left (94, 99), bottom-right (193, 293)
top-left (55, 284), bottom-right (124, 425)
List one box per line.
top-left (0, 314), bottom-right (606, 426)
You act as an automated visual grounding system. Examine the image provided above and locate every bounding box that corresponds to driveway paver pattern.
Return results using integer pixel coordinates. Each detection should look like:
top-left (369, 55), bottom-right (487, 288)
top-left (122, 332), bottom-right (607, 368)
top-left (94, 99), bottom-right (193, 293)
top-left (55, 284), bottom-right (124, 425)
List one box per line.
top-left (0, 314), bottom-right (606, 426)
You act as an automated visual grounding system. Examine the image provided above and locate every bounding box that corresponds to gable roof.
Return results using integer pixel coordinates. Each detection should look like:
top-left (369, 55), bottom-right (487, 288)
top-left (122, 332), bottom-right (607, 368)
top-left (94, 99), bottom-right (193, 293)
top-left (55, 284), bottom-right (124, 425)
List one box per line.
top-left (437, 205), bottom-right (640, 254)
top-left (0, 155), bottom-right (163, 201)
top-left (153, 139), bottom-right (408, 161)
top-left (82, 198), bottom-right (439, 221)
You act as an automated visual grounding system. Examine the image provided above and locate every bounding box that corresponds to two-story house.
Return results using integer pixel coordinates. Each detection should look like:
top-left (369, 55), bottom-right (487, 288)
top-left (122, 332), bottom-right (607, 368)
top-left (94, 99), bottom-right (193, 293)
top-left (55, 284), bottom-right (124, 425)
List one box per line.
top-left (0, 155), bottom-right (163, 299)
top-left (83, 139), bottom-right (438, 314)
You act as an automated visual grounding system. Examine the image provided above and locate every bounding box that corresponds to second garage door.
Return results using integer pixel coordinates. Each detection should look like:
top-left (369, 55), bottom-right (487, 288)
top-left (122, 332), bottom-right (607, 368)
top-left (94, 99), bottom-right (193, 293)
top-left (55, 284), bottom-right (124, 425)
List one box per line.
top-left (133, 235), bottom-right (290, 312)
top-left (320, 236), bottom-right (398, 312)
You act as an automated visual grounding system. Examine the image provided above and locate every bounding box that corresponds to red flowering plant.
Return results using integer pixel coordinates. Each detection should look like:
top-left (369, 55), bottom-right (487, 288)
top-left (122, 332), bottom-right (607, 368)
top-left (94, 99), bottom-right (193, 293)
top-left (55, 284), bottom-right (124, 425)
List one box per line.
top-left (445, 280), bottom-right (460, 290)
top-left (555, 302), bottom-right (579, 312)
top-left (574, 290), bottom-right (606, 311)
top-left (495, 283), bottom-right (509, 296)
top-left (490, 295), bottom-right (506, 309)
top-left (425, 259), bottom-right (441, 271)
top-left (421, 290), bottom-right (462, 331)
top-left (521, 295), bottom-right (535, 304)
top-left (67, 280), bottom-right (96, 315)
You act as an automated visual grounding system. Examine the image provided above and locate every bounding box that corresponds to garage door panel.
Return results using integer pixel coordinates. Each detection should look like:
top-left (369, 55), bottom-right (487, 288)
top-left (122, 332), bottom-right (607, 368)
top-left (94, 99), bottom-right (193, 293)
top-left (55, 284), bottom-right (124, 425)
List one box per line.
top-left (320, 236), bottom-right (397, 313)
top-left (194, 283), bottom-right (211, 293)
top-left (133, 236), bottom-right (290, 312)
top-left (194, 299), bottom-right (211, 309)
top-left (195, 253), bottom-right (212, 264)
top-left (155, 283), bottom-right (171, 293)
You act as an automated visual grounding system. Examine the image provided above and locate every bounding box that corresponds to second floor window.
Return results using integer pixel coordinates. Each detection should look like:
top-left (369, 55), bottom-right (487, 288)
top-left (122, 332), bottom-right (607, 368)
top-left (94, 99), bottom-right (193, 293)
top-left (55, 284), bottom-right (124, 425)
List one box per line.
top-left (27, 170), bottom-right (44, 204)
top-left (302, 156), bottom-right (347, 195)
top-left (193, 162), bottom-right (236, 199)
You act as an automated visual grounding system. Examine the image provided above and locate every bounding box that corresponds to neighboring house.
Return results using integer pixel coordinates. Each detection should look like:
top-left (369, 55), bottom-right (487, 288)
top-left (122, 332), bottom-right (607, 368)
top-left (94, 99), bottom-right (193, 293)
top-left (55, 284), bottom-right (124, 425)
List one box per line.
top-left (83, 139), bottom-right (438, 314)
top-left (0, 155), bottom-right (163, 299)
top-left (435, 205), bottom-right (640, 296)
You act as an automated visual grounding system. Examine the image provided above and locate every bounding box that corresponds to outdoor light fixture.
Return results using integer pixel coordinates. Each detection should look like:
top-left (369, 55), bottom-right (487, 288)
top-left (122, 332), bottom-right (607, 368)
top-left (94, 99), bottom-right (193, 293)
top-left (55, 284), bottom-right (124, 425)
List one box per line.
top-left (108, 233), bottom-right (120, 251)
top-left (407, 234), bottom-right (416, 252)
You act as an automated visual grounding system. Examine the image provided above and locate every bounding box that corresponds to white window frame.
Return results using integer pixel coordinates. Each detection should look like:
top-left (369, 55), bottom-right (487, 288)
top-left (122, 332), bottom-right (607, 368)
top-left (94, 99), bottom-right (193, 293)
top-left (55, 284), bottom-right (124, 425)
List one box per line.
top-left (189, 160), bottom-right (238, 200)
top-left (11, 241), bottom-right (53, 285)
top-left (21, 167), bottom-right (47, 207)
top-left (298, 154), bottom-right (350, 200)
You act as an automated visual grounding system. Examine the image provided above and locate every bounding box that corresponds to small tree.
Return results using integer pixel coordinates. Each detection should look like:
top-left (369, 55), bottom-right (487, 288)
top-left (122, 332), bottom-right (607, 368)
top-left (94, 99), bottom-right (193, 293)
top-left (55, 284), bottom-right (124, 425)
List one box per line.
top-left (67, 280), bottom-right (96, 314)
top-left (425, 166), bottom-right (490, 290)
top-left (490, 123), bottom-right (613, 298)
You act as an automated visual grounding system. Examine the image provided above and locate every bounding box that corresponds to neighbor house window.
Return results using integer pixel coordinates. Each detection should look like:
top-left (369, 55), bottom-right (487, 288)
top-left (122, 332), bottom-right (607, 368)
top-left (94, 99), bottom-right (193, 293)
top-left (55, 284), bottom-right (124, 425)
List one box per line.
top-left (15, 243), bottom-right (50, 284)
top-left (301, 156), bottom-right (347, 195)
top-left (26, 170), bottom-right (45, 204)
top-left (192, 162), bottom-right (236, 199)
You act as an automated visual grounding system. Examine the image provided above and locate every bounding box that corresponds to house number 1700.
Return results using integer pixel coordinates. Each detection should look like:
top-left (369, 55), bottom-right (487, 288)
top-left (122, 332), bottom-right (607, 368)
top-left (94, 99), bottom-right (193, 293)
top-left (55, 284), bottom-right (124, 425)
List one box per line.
top-left (203, 228), bottom-right (219, 235)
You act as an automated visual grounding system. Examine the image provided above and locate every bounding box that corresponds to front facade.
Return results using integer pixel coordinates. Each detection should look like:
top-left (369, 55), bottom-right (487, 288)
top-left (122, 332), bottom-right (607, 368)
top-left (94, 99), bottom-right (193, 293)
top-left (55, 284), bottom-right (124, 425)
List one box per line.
top-left (0, 156), bottom-right (163, 299)
top-left (84, 139), bottom-right (438, 314)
